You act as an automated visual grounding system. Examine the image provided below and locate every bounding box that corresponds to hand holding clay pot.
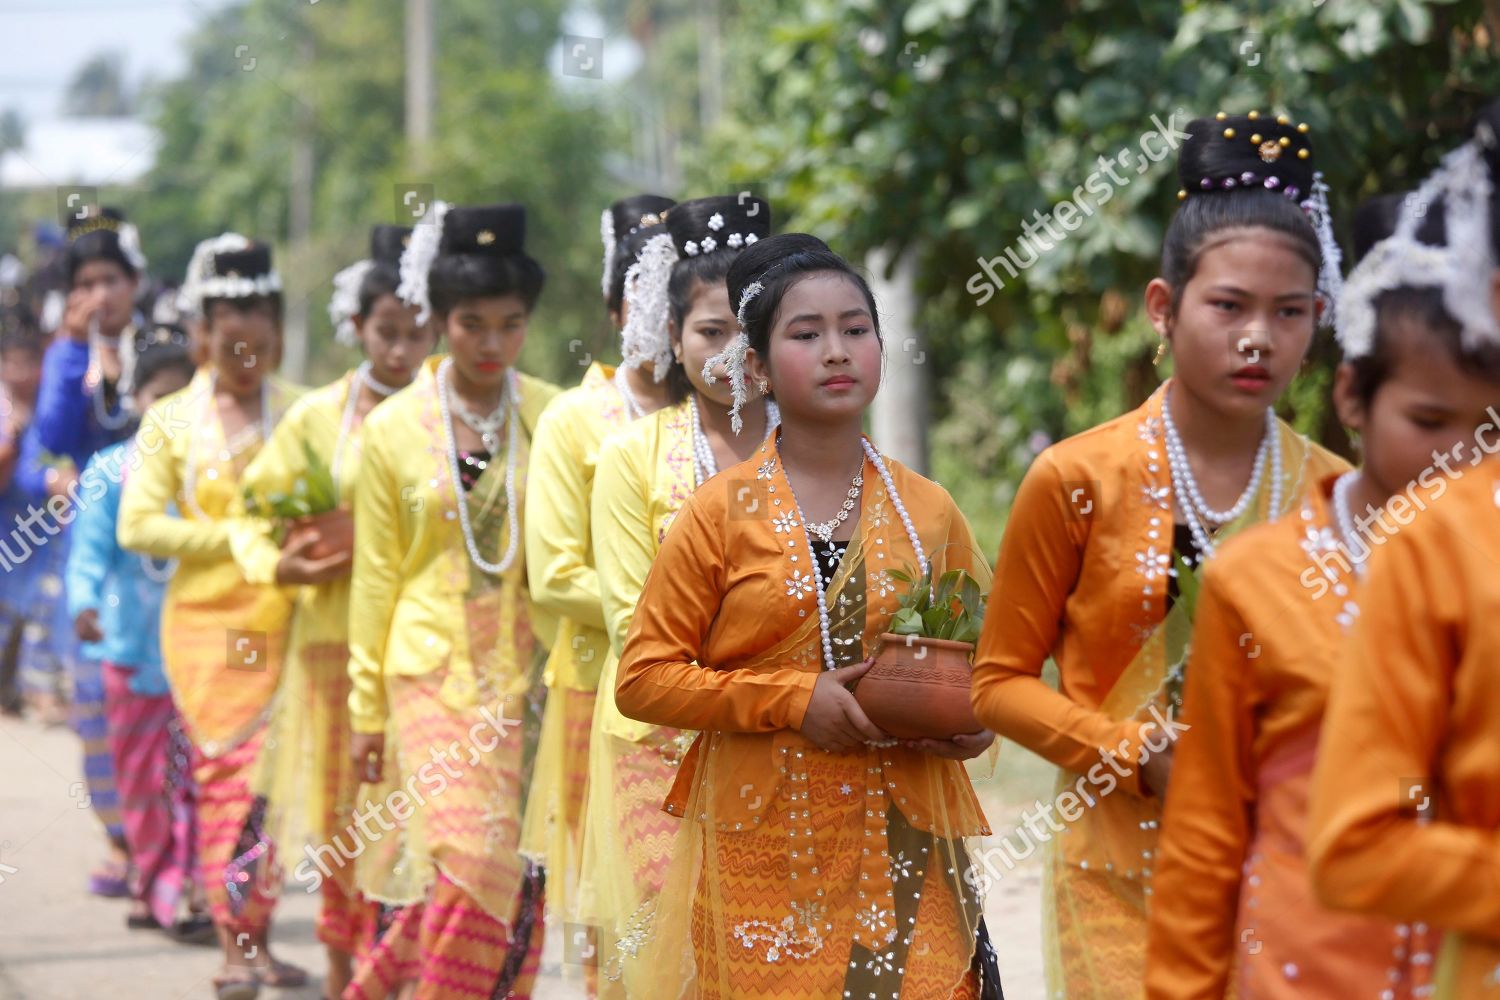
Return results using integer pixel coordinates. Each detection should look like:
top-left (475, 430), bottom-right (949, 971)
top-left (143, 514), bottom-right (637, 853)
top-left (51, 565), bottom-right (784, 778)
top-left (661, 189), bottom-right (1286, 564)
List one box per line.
top-left (852, 632), bottom-right (982, 740)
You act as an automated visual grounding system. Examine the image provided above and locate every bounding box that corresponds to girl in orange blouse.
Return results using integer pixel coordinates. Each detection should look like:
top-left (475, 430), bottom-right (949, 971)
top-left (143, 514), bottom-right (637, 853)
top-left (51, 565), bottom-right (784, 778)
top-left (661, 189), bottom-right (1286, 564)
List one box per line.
top-left (614, 233), bottom-right (1000, 999)
top-left (970, 111), bottom-right (1349, 999)
top-left (1147, 167), bottom-right (1500, 998)
top-left (1307, 105), bottom-right (1500, 1000)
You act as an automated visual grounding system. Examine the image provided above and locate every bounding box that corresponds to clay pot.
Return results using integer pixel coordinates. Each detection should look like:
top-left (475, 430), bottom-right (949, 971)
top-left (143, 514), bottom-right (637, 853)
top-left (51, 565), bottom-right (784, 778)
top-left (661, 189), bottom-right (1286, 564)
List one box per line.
top-left (285, 508), bottom-right (354, 561)
top-left (853, 632), bottom-right (981, 740)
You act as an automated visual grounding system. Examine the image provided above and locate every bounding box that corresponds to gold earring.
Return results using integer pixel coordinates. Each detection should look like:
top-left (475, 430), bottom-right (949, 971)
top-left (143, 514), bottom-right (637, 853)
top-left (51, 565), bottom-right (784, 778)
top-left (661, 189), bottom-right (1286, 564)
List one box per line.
top-left (757, 377), bottom-right (770, 394)
top-left (1153, 340), bottom-right (1169, 367)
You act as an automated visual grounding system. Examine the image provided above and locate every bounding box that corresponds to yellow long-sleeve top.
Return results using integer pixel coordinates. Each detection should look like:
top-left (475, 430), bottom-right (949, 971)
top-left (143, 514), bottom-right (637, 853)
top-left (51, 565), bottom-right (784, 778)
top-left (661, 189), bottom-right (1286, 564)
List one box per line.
top-left (592, 398), bottom-right (698, 741)
top-left (116, 365), bottom-right (304, 756)
top-left (346, 355), bottom-right (559, 735)
top-left (524, 361), bottom-right (635, 690)
top-left (232, 369), bottom-right (362, 645)
top-left (1308, 464), bottom-right (1500, 995)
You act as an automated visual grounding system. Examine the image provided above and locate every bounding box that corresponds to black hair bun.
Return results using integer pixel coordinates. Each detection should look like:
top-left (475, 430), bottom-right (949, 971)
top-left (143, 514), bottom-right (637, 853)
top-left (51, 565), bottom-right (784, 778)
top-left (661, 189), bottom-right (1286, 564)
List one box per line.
top-left (725, 233), bottom-right (830, 313)
top-left (610, 195), bottom-right (675, 241)
top-left (440, 204), bottom-right (527, 258)
top-left (370, 225), bottom-right (412, 267)
top-left (1350, 191), bottom-right (1448, 263)
top-left (664, 195), bottom-right (772, 259)
top-left (1179, 111), bottom-right (1316, 203)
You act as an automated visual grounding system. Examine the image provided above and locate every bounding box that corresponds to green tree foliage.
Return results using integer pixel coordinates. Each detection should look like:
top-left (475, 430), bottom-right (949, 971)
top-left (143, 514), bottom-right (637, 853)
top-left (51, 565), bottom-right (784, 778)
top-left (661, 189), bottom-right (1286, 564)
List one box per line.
top-left (691, 0), bottom-right (1499, 549)
top-left (128, 0), bottom-right (613, 385)
top-left (63, 52), bottom-right (136, 117)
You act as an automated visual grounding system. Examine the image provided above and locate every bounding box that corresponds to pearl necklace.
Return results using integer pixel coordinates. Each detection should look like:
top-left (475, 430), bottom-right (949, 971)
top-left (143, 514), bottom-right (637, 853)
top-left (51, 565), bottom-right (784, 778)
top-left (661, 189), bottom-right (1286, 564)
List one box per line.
top-left (436, 357), bottom-right (519, 576)
top-left (780, 438), bottom-right (927, 672)
top-left (331, 362), bottom-right (401, 488)
top-left (183, 374), bottom-right (271, 520)
top-left (614, 366), bottom-right (645, 421)
top-left (1330, 471), bottom-right (1369, 579)
top-left (1161, 391), bottom-right (1281, 559)
top-left (690, 397), bottom-right (782, 487)
top-left (449, 374), bottom-right (509, 454)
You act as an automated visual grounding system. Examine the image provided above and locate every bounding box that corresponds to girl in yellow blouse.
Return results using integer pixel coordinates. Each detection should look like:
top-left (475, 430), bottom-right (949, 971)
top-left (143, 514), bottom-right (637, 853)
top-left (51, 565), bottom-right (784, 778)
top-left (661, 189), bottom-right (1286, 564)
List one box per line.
top-left (1147, 165), bottom-right (1500, 998)
top-left (117, 234), bottom-right (307, 1000)
top-left (1307, 106), bottom-right (1500, 1000)
top-left (970, 111), bottom-right (1349, 999)
top-left (517, 194), bottom-right (675, 944)
top-left (614, 233), bottom-right (998, 999)
top-left (233, 225), bottom-right (434, 998)
top-left (578, 193), bottom-right (776, 995)
top-left (343, 202), bottom-right (560, 1000)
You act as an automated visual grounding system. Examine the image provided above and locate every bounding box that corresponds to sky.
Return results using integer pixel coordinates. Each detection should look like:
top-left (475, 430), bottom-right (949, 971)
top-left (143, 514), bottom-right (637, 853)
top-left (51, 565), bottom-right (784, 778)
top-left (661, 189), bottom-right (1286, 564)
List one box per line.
top-left (0, 0), bottom-right (236, 122)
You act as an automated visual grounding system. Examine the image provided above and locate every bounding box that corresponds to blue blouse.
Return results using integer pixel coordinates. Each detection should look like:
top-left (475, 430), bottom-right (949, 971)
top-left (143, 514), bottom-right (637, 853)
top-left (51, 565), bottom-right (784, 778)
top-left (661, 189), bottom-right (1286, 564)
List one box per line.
top-left (62, 441), bottom-right (170, 694)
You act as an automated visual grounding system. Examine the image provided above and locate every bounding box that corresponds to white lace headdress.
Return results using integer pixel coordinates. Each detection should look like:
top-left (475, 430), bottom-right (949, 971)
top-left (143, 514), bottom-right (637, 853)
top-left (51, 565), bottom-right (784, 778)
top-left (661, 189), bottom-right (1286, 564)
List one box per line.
top-left (1337, 133), bottom-right (1498, 359)
top-left (619, 232), bottom-right (677, 379)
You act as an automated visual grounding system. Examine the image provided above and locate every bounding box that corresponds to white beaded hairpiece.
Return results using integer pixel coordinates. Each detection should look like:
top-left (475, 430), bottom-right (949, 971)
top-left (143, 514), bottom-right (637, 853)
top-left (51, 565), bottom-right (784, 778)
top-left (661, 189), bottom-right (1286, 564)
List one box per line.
top-left (328, 259), bottom-right (374, 347)
top-left (1303, 172), bottom-right (1344, 329)
top-left (397, 199), bottom-right (450, 324)
top-left (177, 232), bottom-right (282, 318)
top-left (620, 232), bottom-right (678, 380)
top-left (1337, 137), bottom-right (1498, 359)
top-left (599, 208), bottom-right (616, 298)
top-left (702, 280), bottom-right (765, 435)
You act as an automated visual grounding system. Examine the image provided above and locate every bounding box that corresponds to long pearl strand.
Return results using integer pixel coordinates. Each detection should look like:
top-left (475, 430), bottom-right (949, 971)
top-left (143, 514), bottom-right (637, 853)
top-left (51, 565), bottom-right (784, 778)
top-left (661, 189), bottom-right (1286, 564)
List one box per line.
top-left (1161, 392), bottom-right (1281, 559)
top-left (781, 438), bottom-right (927, 673)
top-left (183, 374), bottom-right (270, 520)
top-left (436, 357), bottom-right (519, 576)
top-left (614, 366), bottom-right (645, 421)
top-left (331, 361), bottom-right (400, 487)
top-left (690, 396), bottom-right (718, 486)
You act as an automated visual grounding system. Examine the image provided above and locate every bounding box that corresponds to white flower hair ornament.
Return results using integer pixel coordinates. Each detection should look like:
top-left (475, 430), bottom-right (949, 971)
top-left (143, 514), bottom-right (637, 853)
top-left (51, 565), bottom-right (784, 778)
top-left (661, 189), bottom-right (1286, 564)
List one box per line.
top-left (620, 232), bottom-right (678, 379)
top-left (396, 200), bottom-right (450, 325)
top-left (599, 208), bottom-right (616, 299)
top-left (702, 280), bottom-right (764, 435)
top-left (116, 222), bottom-right (148, 274)
top-left (1336, 137), bottom-right (1499, 360)
top-left (328, 259), bottom-right (375, 347)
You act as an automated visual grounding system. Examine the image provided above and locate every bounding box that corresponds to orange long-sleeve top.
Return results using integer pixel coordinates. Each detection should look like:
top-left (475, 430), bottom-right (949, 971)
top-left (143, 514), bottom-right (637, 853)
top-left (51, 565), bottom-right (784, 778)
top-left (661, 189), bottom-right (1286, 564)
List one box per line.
top-left (1308, 464), bottom-right (1500, 992)
top-left (615, 431), bottom-right (992, 834)
top-left (1146, 474), bottom-right (1404, 999)
top-left (971, 384), bottom-right (1348, 798)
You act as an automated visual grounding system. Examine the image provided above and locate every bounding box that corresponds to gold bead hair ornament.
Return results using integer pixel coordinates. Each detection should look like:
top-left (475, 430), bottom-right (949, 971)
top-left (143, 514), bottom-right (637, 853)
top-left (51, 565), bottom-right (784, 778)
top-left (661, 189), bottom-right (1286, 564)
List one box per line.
top-left (619, 232), bottom-right (679, 380)
top-left (1337, 134), bottom-right (1500, 361)
top-left (396, 200), bottom-right (450, 325)
top-left (1195, 111), bottom-right (1342, 328)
